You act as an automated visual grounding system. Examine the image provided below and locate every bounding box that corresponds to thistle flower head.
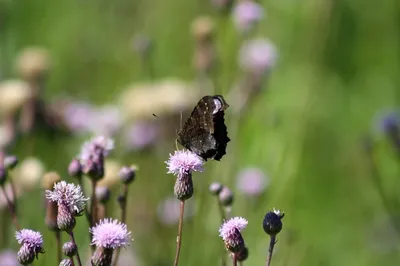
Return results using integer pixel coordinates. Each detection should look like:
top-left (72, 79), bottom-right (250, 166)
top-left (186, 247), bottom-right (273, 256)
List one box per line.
top-left (219, 217), bottom-right (248, 241)
top-left (45, 181), bottom-right (88, 215)
top-left (80, 136), bottom-right (114, 163)
top-left (90, 218), bottom-right (132, 249)
top-left (166, 150), bottom-right (204, 177)
top-left (16, 229), bottom-right (44, 263)
top-left (15, 229), bottom-right (44, 252)
top-left (219, 217), bottom-right (248, 253)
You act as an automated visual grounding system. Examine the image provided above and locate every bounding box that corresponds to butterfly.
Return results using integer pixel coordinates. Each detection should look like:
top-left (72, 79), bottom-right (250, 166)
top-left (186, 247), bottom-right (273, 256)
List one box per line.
top-left (177, 95), bottom-right (230, 161)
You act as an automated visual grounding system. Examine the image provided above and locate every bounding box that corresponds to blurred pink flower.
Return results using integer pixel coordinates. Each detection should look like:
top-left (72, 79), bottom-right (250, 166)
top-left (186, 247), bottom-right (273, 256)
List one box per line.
top-left (236, 167), bottom-right (269, 196)
top-left (63, 102), bottom-right (122, 136)
top-left (62, 102), bottom-right (93, 134)
top-left (239, 38), bottom-right (277, 75)
top-left (157, 197), bottom-right (196, 226)
top-left (87, 105), bottom-right (122, 136)
top-left (232, 1), bottom-right (264, 33)
top-left (0, 249), bottom-right (18, 266)
top-left (123, 121), bottom-right (160, 151)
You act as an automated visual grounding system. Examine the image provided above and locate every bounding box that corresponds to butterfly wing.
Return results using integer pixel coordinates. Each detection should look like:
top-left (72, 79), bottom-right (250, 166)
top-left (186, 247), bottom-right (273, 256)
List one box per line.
top-left (177, 96), bottom-right (218, 160)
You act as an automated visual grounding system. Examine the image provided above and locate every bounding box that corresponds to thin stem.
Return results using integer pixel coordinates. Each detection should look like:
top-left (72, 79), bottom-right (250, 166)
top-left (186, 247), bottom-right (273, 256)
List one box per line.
top-left (69, 231), bottom-right (83, 266)
top-left (173, 200), bottom-right (185, 266)
top-left (217, 199), bottom-right (226, 222)
top-left (266, 235), bottom-right (277, 266)
top-left (77, 177), bottom-right (91, 223)
top-left (111, 184), bottom-right (129, 266)
top-left (55, 230), bottom-right (62, 263)
top-left (8, 177), bottom-right (17, 212)
top-left (91, 180), bottom-right (97, 224)
top-left (1, 185), bottom-right (20, 230)
top-left (217, 200), bottom-right (227, 266)
top-left (232, 253), bottom-right (237, 266)
top-left (69, 257), bottom-right (75, 266)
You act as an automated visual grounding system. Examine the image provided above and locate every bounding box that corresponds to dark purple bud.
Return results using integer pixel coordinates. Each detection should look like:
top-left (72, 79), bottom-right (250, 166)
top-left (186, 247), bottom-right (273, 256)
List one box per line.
top-left (119, 166), bottom-right (136, 184)
top-left (236, 246), bottom-right (249, 262)
top-left (263, 209), bottom-right (284, 236)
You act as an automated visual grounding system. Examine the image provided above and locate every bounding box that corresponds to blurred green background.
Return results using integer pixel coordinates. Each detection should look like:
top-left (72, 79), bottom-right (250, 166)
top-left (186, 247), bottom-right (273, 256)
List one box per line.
top-left (1, 0), bottom-right (400, 265)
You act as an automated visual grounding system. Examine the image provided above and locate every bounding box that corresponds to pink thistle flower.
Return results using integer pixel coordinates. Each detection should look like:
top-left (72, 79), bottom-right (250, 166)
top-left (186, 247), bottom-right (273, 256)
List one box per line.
top-left (232, 1), bottom-right (264, 33)
top-left (0, 249), bottom-right (18, 266)
top-left (90, 218), bottom-right (132, 249)
top-left (45, 181), bottom-right (88, 215)
top-left (239, 38), bottom-right (278, 75)
top-left (236, 167), bottom-right (269, 196)
top-left (219, 217), bottom-right (248, 253)
top-left (79, 136), bottom-right (114, 163)
top-left (15, 229), bottom-right (44, 251)
top-left (15, 229), bottom-right (44, 264)
top-left (165, 150), bottom-right (204, 177)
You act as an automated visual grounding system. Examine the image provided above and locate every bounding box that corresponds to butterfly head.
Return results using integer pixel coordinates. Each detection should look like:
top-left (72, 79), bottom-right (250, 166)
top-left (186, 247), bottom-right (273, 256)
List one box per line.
top-left (212, 95), bottom-right (229, 114)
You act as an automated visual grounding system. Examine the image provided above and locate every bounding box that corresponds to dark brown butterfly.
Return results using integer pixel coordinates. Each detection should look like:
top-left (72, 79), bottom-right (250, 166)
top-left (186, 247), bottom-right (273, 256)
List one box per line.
top-left (177, 95), bottom-right (230, 161)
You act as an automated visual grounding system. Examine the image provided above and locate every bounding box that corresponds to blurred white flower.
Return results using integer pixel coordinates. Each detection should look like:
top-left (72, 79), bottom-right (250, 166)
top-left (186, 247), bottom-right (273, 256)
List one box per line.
top-left (15, 47), bottom-right (51, 81)
top-left (119, 78), bottom-right (201, 120)
top-left (13, 157), bottom-right (45, 191)
top-left (0, 80), bottom-right (32, 116)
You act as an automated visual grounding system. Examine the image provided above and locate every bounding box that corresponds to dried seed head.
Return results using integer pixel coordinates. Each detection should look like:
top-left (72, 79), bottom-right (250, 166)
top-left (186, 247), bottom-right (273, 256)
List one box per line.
top-left (174, 173), bottom-right (194, 201)
top-left (263, 208), bottom-right (284, 236)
